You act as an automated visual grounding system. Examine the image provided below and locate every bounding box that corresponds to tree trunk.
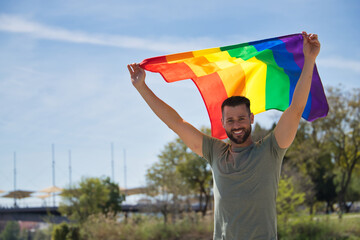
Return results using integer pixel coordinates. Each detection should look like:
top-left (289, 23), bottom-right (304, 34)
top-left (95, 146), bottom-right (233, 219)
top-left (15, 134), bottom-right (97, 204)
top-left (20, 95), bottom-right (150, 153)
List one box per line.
top-left (202, 192), bottom-right (211, 217)
top-left (309, 202), bottom-right (314, 215)
top-left (198, 192), bottom-right (203, 214)
top-left (161, 205), bottom-right (168, 225)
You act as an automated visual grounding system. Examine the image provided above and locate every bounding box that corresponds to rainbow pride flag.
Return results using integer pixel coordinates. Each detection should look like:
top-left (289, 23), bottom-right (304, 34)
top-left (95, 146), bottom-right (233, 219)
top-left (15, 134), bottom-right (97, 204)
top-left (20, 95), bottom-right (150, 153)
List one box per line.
top-left (140, 33), bottom-right (329, 139)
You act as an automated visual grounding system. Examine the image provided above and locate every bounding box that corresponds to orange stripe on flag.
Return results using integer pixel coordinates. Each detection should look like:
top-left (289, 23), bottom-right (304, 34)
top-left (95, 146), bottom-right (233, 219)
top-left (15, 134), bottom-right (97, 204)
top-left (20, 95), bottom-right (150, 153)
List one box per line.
top-left (166, 52), bottom-right (194, 63)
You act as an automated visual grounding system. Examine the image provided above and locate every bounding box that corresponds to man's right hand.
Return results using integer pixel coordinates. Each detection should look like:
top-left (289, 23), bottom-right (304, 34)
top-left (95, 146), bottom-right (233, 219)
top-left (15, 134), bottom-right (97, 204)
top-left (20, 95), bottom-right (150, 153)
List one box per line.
top-left (127, 62), bottom-right (204, 157)
top-left (127, 63), bottom-right (146, 88)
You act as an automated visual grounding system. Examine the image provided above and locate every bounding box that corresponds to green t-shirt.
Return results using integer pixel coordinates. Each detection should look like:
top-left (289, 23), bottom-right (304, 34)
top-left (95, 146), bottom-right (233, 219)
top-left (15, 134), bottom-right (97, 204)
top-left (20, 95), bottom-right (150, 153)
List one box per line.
top-left (202, 131), bottom-right (287, 240)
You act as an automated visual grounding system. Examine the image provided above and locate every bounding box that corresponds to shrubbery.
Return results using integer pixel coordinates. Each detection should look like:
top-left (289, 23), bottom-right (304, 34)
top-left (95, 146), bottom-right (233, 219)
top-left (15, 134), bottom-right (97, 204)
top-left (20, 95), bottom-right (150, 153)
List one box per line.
top-left (45, 213), bottom-right (360, 240)
top-left (278, 215), bottom-right (360, 240)
top-left (79, 212), bottom-right (213, 240)
top-left (51, 222), bottom-right (80, 240)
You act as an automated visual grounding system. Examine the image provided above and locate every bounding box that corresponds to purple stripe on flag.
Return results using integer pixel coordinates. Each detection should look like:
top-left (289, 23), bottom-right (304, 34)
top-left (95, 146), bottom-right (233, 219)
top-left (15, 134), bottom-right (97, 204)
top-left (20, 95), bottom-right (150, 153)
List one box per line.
top-left (280, 34), bottom-right (328, 121)
top-left (308, 65), bottom-right (329, 120)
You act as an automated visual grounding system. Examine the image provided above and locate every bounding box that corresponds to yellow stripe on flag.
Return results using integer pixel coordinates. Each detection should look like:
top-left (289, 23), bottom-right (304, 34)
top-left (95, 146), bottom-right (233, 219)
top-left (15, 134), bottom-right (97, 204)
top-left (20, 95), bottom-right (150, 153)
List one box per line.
top-left (218, 63), bottom-right (246, 97)
top-left (193, 48), bottom-right (220, 57)
top-left (205, 51), bottom-right (239, 70)
top-left (242, 57), bottom-right (267, 114)
top-left (184, 56), bottom-right (220, 77)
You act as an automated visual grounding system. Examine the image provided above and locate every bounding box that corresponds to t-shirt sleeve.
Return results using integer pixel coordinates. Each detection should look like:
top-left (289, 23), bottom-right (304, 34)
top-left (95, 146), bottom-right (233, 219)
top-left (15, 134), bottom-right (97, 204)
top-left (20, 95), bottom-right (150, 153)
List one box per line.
top-left (202, 134), bottom-right (227, 166)
top-left (269, 131), bottom-right (288, 162)
top-left (202, 134), bottom-right (214, 165)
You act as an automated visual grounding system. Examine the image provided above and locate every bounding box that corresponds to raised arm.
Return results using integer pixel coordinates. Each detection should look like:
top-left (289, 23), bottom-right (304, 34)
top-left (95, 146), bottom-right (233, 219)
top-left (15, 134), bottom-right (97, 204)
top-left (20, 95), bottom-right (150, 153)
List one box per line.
top-left (127, 63), bottom-right (204, 156)
top-left (274, 32), bottom-right (321, 149)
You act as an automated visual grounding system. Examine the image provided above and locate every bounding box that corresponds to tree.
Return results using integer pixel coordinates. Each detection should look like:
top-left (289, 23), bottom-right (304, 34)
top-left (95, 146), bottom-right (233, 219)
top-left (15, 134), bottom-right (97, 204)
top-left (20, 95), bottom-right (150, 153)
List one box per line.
top-left (52, 222), bottom-right (80, 240)
top-left (146, 141), bottom-right (190, 224)
top-left (0, 221), bottom-right (20, 240)
top-left (251, 122), bottom-right (273, 142)
top-left (345, 169), bottom-right (360, 208)
top-left (284, 116), bottom-right (339, 214)
top-left (177, 152), bottom-right (212, 217)
top-left (146, 127), bottom-right (213, 220)
top-left (102, 177), bottom-right (124, 216)
top-left (312, 154), bottom-right (337, 213)
top-left (277, 175), bottom-right (305, 228)
top-left (176, 127), bottom-right (213, 217)
top-left (321, 87), bottom-right (360, 213)
top-left (52, 222), bottom-right (69, 240)
top-left (59, 177), bottom-right (125, 223)
top-left (287, 87), bottom-right (360, 215)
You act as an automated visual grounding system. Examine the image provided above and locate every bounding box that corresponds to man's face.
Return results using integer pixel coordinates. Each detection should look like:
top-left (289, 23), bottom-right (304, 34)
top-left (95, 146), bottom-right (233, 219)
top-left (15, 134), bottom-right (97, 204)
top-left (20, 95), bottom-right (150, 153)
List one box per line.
top-left (221, 104), bottom-right (254, 146)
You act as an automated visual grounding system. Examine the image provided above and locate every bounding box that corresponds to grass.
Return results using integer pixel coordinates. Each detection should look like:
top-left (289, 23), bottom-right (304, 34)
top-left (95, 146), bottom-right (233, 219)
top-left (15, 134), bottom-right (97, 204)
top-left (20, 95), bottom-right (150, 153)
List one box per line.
top-left (278, 213), bottom-right (360, 240)
top-left (80, 212), bottom-right (213, 240)
top-left (43, 212), bottom-right (360, 240)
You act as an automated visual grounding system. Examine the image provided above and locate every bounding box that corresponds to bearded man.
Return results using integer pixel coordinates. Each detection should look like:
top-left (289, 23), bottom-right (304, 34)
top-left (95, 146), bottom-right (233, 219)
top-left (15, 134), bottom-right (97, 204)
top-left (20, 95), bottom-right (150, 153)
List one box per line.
top-left (128, 32), bottom-right (320, 239)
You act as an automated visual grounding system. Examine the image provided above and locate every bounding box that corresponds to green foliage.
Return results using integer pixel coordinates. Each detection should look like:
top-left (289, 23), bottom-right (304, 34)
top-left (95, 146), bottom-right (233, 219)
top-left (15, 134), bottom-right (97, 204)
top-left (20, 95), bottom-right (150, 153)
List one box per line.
top-left (33, 228), bottom-right (52, 240)
top-left (346, 168), bottom-right (360, 203)
top-left (284, 120), bottom-right (330, 214)
top-left (321, 87), bottom-right (360, 213)
top-left (146, 140), bottom-right (189, 223)
top-left (102, 177), bottom-right (125, 216)
top-left (176, 127), bottom-right (213, 216)
top-left (277, 175), bottom-right (305, 226)
top-left (59, 176), bottom-right (125, 223)
top-left (146, 127), bottom-right (213, 221)
top-left (80, 213), bottom-right (213, 240)
top-left (52, 223), bottom-right (69, 240)
top-left (252, 122), bottom-right (272, 142)
top-left (176, 150), bottom-right (212, 216)
top-left (65, 226), bottom-right (80, 240)
top-left (0, 221), bottom-right (20, 240)
top-left (282, 87), bottom-right (360, 214)
top-left (278, 214), bottom-right (360, 240)
top-left (51, 222), bottom-right (80, 240)
top-left (312, 154), bottom-right (337, 211)
top-left (76, 213), bottom-right (360, 240)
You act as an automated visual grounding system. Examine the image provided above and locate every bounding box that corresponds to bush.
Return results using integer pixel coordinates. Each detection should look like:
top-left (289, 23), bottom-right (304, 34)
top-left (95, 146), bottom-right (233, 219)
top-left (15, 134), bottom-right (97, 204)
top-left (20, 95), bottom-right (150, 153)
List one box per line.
top-left (52, 223), bottom-right (69, 240)
top-left (53, 212), bottom-right (360, 240)
top-left (33, 228), bottom-right (52, 240)
top-left (278, 215), bottom-right (360, 240)
top-left (51, 222), bottom-right (80, 240)
top-left (65, 226), bottom-right (80, 240)
top-left (80, 212), bottom-right (213, 240)
top-left (0, 221), bottom-right (20, 240)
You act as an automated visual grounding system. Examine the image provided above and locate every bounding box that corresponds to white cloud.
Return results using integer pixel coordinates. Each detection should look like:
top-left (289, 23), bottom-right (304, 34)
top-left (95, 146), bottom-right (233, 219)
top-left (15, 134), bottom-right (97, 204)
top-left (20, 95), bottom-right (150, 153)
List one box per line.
top-left (0, 14), bottom-right (217, 53)
top-left (318, 57), bottom-right (360, 74)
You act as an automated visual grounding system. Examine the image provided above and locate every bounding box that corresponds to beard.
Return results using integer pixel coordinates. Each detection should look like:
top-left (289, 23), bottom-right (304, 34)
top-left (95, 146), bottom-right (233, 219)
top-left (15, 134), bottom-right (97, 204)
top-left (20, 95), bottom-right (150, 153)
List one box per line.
top-left (225, 126), bottom-right (252, 145)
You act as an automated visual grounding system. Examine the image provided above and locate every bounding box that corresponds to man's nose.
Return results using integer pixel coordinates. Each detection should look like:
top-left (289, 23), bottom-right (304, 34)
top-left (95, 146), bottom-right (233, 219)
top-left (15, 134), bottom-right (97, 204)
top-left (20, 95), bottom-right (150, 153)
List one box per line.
top-left (233, 120), bottom-right (241, 128)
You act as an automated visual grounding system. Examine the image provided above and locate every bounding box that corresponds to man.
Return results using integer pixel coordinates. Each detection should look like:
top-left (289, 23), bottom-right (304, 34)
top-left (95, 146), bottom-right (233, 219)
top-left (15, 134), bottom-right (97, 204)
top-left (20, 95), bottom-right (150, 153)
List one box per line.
top-left (128, 32), bottom-right (320, 239)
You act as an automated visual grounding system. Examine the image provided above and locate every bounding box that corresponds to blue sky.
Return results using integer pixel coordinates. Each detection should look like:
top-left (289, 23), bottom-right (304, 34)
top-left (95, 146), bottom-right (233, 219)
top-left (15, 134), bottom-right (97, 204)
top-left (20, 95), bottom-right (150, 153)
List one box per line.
top-left (0, 0), bottom-right (359, 206)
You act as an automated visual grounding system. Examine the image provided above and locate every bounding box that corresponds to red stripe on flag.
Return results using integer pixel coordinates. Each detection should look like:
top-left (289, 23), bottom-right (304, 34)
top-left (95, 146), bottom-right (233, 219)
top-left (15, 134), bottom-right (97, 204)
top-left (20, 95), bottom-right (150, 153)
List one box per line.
top-left (141, 61), bottom-right (196, 83)
top-left (193, 73), bottom-right (228, 139)
top-left (140, 56), bottom-right (167, 67)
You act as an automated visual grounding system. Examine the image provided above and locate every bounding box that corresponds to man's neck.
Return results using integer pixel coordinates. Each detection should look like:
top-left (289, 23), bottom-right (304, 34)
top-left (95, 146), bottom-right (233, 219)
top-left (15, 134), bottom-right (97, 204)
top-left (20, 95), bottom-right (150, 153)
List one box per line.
top-left (230, 137), bottom-right (253, 150)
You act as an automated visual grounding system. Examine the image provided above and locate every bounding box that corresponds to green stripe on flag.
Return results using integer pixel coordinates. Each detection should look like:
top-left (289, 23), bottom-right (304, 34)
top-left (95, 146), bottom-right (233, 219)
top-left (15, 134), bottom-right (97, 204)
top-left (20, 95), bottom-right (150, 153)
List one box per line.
top-left (255, 49), bottom-right (290, 111)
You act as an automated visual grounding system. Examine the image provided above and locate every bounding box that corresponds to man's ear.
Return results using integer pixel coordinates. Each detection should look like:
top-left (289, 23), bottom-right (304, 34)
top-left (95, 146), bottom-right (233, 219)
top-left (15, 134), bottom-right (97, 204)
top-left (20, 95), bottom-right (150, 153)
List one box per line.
top-left (250, 113), bottom-right (254, 124)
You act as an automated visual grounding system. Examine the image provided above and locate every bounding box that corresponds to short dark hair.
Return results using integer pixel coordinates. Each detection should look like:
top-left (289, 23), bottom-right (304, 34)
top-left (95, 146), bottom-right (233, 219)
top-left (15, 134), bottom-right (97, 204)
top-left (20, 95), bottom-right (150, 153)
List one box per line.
top-left (221, 96), bottom-right (251, 115)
